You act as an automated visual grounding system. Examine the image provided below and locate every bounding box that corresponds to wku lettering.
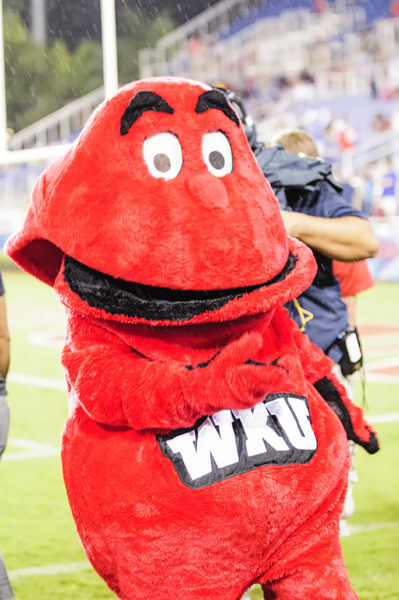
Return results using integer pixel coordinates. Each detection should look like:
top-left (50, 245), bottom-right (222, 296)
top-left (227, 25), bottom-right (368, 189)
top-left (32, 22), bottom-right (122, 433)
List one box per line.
top-left (157, 393), bottom-right (317, 489)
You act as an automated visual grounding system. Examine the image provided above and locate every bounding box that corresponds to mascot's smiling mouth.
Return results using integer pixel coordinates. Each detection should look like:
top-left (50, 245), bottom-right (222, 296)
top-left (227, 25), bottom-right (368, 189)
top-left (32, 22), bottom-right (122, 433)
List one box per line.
top-left (63, 253), bottom-right (297, 322)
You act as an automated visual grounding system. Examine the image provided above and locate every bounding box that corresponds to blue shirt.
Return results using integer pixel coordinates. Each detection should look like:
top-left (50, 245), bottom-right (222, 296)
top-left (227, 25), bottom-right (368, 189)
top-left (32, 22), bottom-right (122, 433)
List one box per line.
top-left (284, 181), bottom-right (366, 363)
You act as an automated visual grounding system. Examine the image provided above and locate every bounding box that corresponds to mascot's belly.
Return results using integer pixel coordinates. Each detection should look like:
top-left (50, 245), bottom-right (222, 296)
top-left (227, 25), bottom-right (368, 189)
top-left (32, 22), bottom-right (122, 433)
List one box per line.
top-left (61, 384), bottom-right (349, 597)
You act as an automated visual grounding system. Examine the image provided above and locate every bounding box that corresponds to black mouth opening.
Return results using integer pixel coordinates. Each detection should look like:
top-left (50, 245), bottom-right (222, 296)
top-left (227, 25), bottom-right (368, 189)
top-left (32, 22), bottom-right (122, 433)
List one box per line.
top-left (63, 253), bottom-right (297, 321)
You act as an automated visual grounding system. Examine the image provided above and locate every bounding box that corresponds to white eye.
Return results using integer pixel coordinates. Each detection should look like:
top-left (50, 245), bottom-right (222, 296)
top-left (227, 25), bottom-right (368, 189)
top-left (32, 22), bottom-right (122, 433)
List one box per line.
top-left (143, 132), bottom-right (183, 180)
top-left (202, 131), bottom-right (233, 177)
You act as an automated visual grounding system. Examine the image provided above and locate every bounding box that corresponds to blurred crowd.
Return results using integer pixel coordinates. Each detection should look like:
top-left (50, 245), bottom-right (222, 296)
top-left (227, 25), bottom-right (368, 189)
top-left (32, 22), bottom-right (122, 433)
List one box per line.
top-left (345, 157), bottom-right (399, 218)
top-left (221, 71), bottom-right (399, 219)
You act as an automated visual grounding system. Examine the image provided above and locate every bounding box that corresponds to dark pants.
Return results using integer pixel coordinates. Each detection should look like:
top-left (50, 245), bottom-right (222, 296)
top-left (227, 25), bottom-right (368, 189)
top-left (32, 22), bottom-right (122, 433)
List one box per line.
top-left (0, 554), bottom-right (14, 600)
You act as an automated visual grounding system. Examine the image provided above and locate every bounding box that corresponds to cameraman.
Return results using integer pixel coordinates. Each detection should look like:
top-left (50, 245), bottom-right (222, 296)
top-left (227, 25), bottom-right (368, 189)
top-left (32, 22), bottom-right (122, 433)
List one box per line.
top-left (268, 129), bottom-right (378, 535)
top-left (212, 88), bottom-right (378, 373)
top-left (272, 130), bottom-right (378, 367)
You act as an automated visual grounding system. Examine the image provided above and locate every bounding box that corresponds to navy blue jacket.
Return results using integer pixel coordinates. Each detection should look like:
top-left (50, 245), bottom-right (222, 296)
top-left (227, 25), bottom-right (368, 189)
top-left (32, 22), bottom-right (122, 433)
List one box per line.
top-left (254, 145), bottom-right (365, 363)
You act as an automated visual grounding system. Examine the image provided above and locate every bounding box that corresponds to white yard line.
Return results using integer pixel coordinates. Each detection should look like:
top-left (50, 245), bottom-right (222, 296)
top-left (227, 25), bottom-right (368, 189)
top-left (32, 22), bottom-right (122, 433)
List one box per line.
top-left (9, 561), bottom-right (91, 580)
top-left (3, 411), bottom-right (399, 463)
top-left (8, 372), bottom-right (66, 391)
top-left (3, 448), bottom-right (60, 461)
top-left (3, 438), bottom-right (60, 462)
top-left (10, 438), bottom-right (57, 450)
top-left (7, 358), bottom-right (399, 396)
top-left (367, 412), bottom-right (399, 424)
top-left (9, 519), bottom-right (399, 581)
top-left (362, 373), bottom-right (399, 384)
top-left (348, 521), bottom-right (399, 534)
top-left (365, 356), bottom-right (399, 371)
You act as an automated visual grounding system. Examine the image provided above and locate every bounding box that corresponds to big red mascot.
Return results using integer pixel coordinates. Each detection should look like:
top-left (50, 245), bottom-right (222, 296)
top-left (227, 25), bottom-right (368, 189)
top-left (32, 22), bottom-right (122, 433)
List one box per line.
top-left (6, 78), bottom-right (378, 599)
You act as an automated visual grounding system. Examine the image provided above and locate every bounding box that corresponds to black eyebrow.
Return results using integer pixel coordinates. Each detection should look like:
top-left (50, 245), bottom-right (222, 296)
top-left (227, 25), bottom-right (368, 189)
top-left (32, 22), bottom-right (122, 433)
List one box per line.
top-left (195, 90), bottom-right (239, 126)
top-left (120, 91), bottom-right (174, 135)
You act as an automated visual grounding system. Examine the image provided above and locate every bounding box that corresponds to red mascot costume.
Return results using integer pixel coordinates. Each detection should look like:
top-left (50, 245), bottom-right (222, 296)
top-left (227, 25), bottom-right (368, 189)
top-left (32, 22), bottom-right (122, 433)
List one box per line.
top-left (6, 77), bottom-right (378, 599)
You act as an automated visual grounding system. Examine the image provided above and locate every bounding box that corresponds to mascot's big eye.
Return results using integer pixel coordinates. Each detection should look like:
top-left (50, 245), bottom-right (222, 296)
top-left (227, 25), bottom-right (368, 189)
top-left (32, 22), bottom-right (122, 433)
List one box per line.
top-left (202, 131), bottom-right (233, 177)
top-left (143, 133), bottom-right (183, 180)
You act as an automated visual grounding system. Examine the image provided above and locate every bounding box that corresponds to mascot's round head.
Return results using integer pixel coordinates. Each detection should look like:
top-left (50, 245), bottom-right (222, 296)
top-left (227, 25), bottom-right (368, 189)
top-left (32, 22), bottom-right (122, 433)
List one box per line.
top-left (5, 77), bottom-right (315, 326)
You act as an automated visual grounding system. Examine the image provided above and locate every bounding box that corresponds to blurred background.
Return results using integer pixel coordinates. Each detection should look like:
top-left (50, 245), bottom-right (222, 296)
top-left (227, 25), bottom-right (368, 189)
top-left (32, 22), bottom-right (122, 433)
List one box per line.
top-left (1, 0), bottom-right (399, 280)
top-left (0, 2), bottom-right (398, 599)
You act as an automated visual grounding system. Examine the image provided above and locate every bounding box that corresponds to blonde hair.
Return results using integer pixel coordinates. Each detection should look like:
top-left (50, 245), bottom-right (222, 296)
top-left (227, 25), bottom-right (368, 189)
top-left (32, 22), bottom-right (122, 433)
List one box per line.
top-left (274, 129), bottom-right (318, 158)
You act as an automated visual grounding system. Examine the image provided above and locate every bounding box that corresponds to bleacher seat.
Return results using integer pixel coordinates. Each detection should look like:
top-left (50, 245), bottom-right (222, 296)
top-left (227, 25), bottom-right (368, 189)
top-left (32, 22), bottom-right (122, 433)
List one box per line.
top-left (220, 0), bottom-right (314, 40)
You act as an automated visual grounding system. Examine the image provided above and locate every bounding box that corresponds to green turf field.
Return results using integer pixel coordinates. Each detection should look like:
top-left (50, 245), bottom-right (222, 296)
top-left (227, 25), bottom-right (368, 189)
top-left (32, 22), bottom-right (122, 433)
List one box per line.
top-left (1, 269), bottom-right (398, 599)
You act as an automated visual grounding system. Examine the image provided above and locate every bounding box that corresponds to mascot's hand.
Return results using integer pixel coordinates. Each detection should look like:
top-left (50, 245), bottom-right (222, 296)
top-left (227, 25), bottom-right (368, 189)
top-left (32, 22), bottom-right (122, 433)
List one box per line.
top-left (285, 306), bottom-right (380, 455)
top-left (180, 331), bottom-right (286, 419)
top-left (313, 376), bottom-right (379, 454)
top-left (64, 315), bottom-right (284, 431)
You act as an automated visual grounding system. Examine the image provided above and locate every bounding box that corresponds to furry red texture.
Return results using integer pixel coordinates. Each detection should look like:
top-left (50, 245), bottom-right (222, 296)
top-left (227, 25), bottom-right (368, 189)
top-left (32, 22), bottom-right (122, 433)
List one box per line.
top-left (62, 308), bottom-right (298, 431)
top-left (61, 306), bottom-right (356, 599)
top-left (261, 520), bottom-right (358, 599)
top-left (6, 78), bottom-right (317, 326)
top-left (51, 238), bottom-right (315, 326)
top-left (62, 311), bottom-right (284, 430)
top-left (6, 79), bottom-right (288, 289)
top-left (5, 77), bottom-right (376, 599)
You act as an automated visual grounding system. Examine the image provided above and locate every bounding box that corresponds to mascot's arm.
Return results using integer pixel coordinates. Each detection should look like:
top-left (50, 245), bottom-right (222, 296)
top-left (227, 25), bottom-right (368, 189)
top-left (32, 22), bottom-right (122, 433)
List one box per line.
top-left (62, 313), bottom-right (282, 431)
top-left (277, 307), bottom-right (379, 454)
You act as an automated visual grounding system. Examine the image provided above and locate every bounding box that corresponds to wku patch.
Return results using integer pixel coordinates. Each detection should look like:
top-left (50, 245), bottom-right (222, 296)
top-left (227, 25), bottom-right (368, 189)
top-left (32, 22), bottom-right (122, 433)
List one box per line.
top-left (157, 393), bottom-right (317, 489)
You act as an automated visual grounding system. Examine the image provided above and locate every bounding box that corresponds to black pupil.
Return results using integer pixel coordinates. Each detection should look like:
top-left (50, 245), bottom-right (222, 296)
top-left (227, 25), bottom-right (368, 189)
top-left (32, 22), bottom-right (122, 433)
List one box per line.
top-left (209, 151), bottom-right (225, 170)
top-left (154, 153), bottom-right (171, 172)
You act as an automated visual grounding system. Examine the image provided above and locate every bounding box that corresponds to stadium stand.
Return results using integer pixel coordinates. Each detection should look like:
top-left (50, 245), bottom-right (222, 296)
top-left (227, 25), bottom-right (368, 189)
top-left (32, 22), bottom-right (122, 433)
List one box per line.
top-left (219, 0), bottom-right (314, 39)
top-left (2, 0), bottom-right (399, 259)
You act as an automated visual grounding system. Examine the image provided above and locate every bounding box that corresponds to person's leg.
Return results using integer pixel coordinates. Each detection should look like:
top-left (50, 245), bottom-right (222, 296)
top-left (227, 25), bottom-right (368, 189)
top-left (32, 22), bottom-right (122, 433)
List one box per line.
top-left (0, 553), bottom-right (14, 600)
top-left (0, 394), bottom-right (15, 599)
top-left (0, 393), bottom-right (10, 458)
top-left (339, 440), bottom-right (358, 536)
top-left (331, 366), bottom-right (357, 535)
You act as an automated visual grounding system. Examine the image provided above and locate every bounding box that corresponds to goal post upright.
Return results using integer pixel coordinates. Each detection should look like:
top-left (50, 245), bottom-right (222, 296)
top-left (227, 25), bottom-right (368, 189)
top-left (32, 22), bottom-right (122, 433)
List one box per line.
top-left (101, 0), bottom-right (119, 100)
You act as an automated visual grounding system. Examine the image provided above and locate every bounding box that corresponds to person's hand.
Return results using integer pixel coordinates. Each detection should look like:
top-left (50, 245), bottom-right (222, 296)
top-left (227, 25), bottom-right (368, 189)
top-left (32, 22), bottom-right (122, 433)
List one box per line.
top-left (281, 211), bottom-right (379, 260)
top-left (280, 210), bottom-right (305, 239)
